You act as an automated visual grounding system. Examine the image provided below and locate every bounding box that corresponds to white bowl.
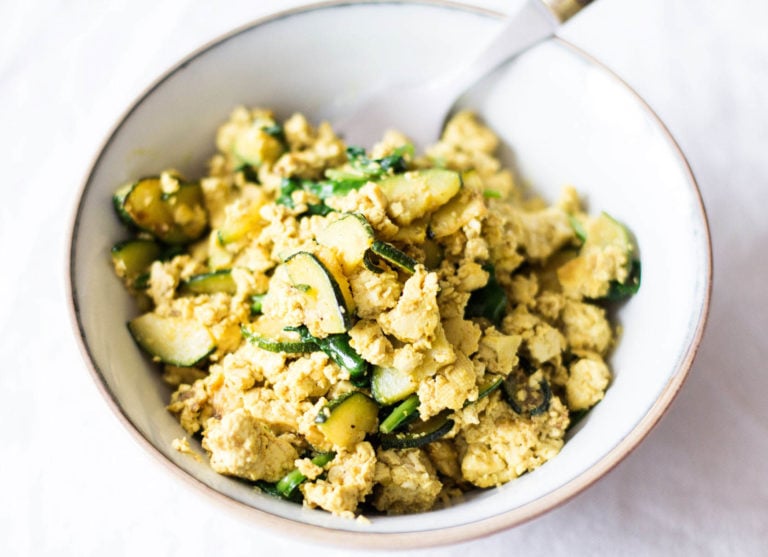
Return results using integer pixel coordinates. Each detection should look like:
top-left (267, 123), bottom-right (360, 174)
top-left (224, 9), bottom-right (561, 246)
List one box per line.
top-left (68, 0), bottom-right (712, 549)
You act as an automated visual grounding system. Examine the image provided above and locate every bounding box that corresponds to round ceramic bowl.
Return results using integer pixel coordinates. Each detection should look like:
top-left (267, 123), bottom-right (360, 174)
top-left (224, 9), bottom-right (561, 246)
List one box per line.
top-left (68, 0), bottom-right (712, 549)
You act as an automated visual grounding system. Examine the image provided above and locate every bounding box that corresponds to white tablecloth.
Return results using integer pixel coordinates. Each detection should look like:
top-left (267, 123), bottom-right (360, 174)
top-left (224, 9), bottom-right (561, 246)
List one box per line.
top-left (2, 0), bottom-right (766, 555)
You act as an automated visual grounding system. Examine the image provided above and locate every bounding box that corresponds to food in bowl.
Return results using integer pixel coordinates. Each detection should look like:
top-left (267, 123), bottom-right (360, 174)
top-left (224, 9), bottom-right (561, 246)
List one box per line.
top-left (110, 107), bottom-right (640, 517)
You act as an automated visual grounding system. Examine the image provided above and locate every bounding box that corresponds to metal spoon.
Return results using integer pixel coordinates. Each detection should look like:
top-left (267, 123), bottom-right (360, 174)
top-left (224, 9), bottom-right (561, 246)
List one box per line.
top-left (332, 0), bottom-right (594, 150)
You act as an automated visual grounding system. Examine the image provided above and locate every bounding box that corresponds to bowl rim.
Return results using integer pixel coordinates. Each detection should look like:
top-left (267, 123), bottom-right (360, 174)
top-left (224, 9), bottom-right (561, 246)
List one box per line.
top-left (66, 0), bottom-right (713, 549)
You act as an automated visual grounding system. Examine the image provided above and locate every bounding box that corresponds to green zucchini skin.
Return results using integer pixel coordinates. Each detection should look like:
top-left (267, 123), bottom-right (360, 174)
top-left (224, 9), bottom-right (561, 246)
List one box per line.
top-left (241, 323), bottom-right (319, 354)
top-left (118, 177), bottom-right (208, 244)
top-left (321, 335), bottom-right (369, 386)
top-left (502, 375), bottom-right (552, 417)
top-left (288, 326), bottom-right (369, 386)
top-left (113, 182), bottom-right (136, 225)
top-left (127, 313), bottom-right (216, 367)
top-left (463, 375), bottom-right (503, 407)
top-left (603, 259), bottom-right (641, 301)
top-left (283, 251), bottom-right (352, 334)
top-left (363, 250), bottom-right (384, 274)
top-left (368, 241), bottom-right (418, 274)
top-left (379, 410), bottom-right (454, 450)
top-left (111, 238), bottom-right (163, 287)
top-left (180, 269), bottom-right (237, 295)
top-left (315, 391), bottom-right (379, 447)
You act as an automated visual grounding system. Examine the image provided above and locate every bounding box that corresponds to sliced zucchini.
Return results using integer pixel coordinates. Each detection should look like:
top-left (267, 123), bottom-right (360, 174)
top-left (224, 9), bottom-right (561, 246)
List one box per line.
top-left (121, 177), bottom-right (208, 244)
top-left (315, 391), bottom-right (379, 448)
top-left (363, 250), bottom-right (383, 274)
top-left (180, 269), bottom-right (237, 295)
top-left (283, 251), bottom-right (353, 335)
top-left (111, 239), bottom-right (163, 286)
top-left (113, 182), bottom-right (135, 225)
top-left (379, 410), bottom-right (454, 450)
top-left (287, 326), bottom-right (369, 386)
top-left (378, 169), bottom-right (462, 225)
top-left (128, 313), bottom-right (215, 366)
top-left (217, 188), bottom-right (266, 245)
top-left (241, 317), bottom-right (319, 353)
top-left (557, 212), bottom-right (637, 299)
top-left (379, 394), bottom-right (420, 434)
top-left (320, 335), bottom-right (369, 386)
top-left (605, 259), bottom-right (641, 301)
top-left (275, 452), bottom-right (335, 499)
top-left (371, 365), bottom-right (417, 406)
top-left (233, 121), bottom-right (285, 167)
top-left (464, 375), bottom-right (504, 407)
top-left (502, 371), bottom-right (552, 417)
top-left (369, 241), bottom-right (418, 274)
top-left (315, 213), bottom-right (374, 274)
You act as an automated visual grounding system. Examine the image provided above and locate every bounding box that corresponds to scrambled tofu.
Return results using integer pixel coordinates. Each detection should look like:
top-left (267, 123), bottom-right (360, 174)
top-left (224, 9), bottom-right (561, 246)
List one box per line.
top-left (112, 107), bottom-right (639, 517)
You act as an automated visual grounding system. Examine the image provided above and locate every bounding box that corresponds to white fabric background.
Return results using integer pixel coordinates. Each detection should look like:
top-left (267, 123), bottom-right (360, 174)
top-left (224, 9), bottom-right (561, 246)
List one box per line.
top-left (1, 0), bottom-right (766, 555)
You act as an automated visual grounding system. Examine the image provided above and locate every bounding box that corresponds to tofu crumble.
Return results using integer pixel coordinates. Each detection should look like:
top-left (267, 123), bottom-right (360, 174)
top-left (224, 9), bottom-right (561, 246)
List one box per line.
top-left (112, 108), bottom-right (640, 516)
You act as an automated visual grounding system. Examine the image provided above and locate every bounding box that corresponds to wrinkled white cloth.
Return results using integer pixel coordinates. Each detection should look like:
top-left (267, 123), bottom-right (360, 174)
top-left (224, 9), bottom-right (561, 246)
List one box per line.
top-left (1, 0), bottom-right (766, 555)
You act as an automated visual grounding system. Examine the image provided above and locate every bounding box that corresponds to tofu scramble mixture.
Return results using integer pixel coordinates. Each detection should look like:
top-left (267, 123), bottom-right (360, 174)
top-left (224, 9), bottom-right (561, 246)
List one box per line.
top-left (111, 108), bottom-right (640, 517)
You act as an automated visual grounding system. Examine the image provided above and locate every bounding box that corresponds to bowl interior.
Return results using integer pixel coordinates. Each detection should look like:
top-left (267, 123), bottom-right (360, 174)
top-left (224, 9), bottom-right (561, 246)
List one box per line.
top-left (70, 0), bottom-right (710, 542)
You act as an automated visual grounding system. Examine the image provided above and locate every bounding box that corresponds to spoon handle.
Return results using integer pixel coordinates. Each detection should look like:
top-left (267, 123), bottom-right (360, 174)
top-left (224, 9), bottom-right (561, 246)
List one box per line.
top-left (540, 0), bottom-right (594, 23)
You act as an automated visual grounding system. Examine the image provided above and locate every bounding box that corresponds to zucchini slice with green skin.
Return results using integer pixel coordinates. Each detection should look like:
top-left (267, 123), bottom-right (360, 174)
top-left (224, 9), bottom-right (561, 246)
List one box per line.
top-left (121, 177), bottom-right (208, 244)
top-left (377, 169), bottom-right (462, 225)
top-left (502, 372), bottom-right (552, 417)
top-left (379, 394), bottom-right (420, 434)
top-left (111, 239), bottom-right (163, 286)
top-left (371, 365), bottom-right (417, 406)
top-left (241, 318), bottom-right (319, 354)
top-left (604, 259), bottom-right (641, 301)
top-left (287, 326), bottom-right (369, 386)
top-left (233, 122), bottom-right (285, 167)
top-left (128, 313), bottom-right (216, 366)
top-left (558, 212), bottom-right (638, 299)
top-left (463, 375), bottom-right (504, 407)
top-left (113, 182), bottom-right (136, 225)
top-left (283, 251), bottom-right (353, 335)
top-left (180, 269), bottom-right (237, 295)
top-left (363, 250), bottom-right (384, 274)
top-left (315, 213), bottom-right (374, 273)
top-left (379, 410), bottom-right (454, 450)
top-left (315, 391), bottom-right (379, 448)
top-left (319, 335), bottom-right (369, 386)
top-left (368, 241), bottom-right (418, 274)
top-left (275, 452), bottom-right (335, 499)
